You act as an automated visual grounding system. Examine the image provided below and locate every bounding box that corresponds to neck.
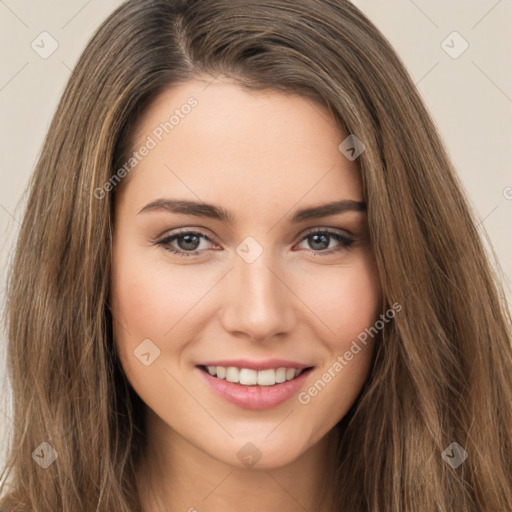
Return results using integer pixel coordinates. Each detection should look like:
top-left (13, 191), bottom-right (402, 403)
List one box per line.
top-left (136, 409), bottom-right (340, 512)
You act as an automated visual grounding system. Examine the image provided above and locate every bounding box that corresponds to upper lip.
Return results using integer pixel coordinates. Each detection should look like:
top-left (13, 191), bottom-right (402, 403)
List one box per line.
top-left (196, 359), bottom-right (313, 371)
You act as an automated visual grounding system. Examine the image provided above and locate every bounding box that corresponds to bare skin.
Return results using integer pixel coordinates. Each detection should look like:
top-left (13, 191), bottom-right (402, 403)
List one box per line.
top-left (111, 78), bottom-right (382, 512)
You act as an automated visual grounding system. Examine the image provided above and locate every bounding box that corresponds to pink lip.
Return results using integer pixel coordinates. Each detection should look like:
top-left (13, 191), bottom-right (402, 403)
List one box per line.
top-left (196, 358), bottom-right (311, 371)
top-left (196, 366), bottom-right (314, 410)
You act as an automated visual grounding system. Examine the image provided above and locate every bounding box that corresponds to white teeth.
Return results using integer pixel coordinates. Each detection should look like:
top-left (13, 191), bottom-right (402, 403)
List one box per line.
top-left (204, 365), bottom-right (306, 386)
top-left (285, 368), bottom-right (296, 380)
top-left (239, 368), bottom-right (258, 385)
top-left (257, 369), bottom-right (276, 386)
top-left (275, 367), bottom-right (287, 383)
top-left (225, 367), bottom-right (239, 383)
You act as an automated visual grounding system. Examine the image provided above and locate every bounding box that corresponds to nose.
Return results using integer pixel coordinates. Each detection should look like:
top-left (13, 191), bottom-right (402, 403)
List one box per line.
top-left (219, 248), bottom-right (295, 342)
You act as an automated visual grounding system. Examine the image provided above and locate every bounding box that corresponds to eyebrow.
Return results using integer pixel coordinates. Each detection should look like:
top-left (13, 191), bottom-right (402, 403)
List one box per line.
top-left (137, 198), bottom-right (366, 223)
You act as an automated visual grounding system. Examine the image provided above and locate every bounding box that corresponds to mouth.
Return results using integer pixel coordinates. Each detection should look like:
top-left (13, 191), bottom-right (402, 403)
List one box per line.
top-left (197, 364), bottom-right (313, 386)
top-left (196, 363), bottom-right (315, 410)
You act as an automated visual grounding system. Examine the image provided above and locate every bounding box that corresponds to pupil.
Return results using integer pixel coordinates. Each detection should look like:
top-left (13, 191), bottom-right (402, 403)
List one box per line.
top-left (179, 234), bottom-right (200, 251)
top-left (310, 234), bottom-right (329, 251)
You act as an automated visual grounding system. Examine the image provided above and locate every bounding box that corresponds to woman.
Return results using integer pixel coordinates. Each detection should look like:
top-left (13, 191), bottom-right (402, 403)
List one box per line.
top-left (1, 0), bottom-right (511, 510)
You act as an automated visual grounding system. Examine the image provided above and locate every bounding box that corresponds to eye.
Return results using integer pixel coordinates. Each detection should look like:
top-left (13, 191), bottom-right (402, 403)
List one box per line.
top-left (296, 228), bottom-right (355, 255)
top-left (156, 229), bottom-right (217, 257)
top-left (155, 227), bottom-right (355, 258)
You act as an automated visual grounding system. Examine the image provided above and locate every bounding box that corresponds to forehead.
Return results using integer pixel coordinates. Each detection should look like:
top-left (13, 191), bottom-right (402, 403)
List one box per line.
top-left (118, 79), bottom-right (362, 218)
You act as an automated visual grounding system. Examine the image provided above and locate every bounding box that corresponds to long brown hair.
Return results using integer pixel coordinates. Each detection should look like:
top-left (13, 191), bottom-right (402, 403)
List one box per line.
top-left (1, 0), bottom-right (511, 510)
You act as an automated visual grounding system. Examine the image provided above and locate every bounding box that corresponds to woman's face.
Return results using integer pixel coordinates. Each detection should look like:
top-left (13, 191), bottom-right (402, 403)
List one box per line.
top-left (111, 79), bottom-right (382, 469)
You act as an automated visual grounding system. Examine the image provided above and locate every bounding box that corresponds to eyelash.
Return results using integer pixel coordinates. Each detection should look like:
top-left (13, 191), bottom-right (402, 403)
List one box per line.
top-left (155, 227), bottom-right (355, 258)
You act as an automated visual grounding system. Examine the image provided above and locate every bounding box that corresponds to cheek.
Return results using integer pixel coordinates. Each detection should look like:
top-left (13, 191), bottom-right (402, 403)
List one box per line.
top-left (296, 249), bottom-right (382, 345)
top-left (332, 262), bottom-right (381, 342)
top-left (110, 241), bottom-right (222, 387)
top-left (293, 251), bottom-right (381, 412)
top-left (111, 240), bottom-right (214, 341)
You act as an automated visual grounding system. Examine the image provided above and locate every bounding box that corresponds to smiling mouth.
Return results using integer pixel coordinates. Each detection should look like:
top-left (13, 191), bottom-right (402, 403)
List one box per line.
top-left (198, 364), bottom-right (314, 387)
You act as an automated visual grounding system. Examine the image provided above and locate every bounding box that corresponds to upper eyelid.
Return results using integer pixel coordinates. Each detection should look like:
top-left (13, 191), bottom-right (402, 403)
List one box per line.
top-left (300, 226), bottom-right (353, 238)
top-left (158, 228), bottom-right (219, 246)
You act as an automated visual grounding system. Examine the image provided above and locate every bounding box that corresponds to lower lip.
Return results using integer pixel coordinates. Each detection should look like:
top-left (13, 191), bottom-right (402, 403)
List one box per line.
top-left (196, 366), bottom-right (313, 410)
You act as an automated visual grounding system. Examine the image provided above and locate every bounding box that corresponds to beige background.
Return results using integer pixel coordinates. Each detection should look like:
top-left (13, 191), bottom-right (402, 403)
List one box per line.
top-left (0, 0), bottom-right (511, 466)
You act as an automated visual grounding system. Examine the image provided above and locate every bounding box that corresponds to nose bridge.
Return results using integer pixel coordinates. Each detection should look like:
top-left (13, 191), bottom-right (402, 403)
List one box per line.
top-left (220, 239), bottom-right (294, 340)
